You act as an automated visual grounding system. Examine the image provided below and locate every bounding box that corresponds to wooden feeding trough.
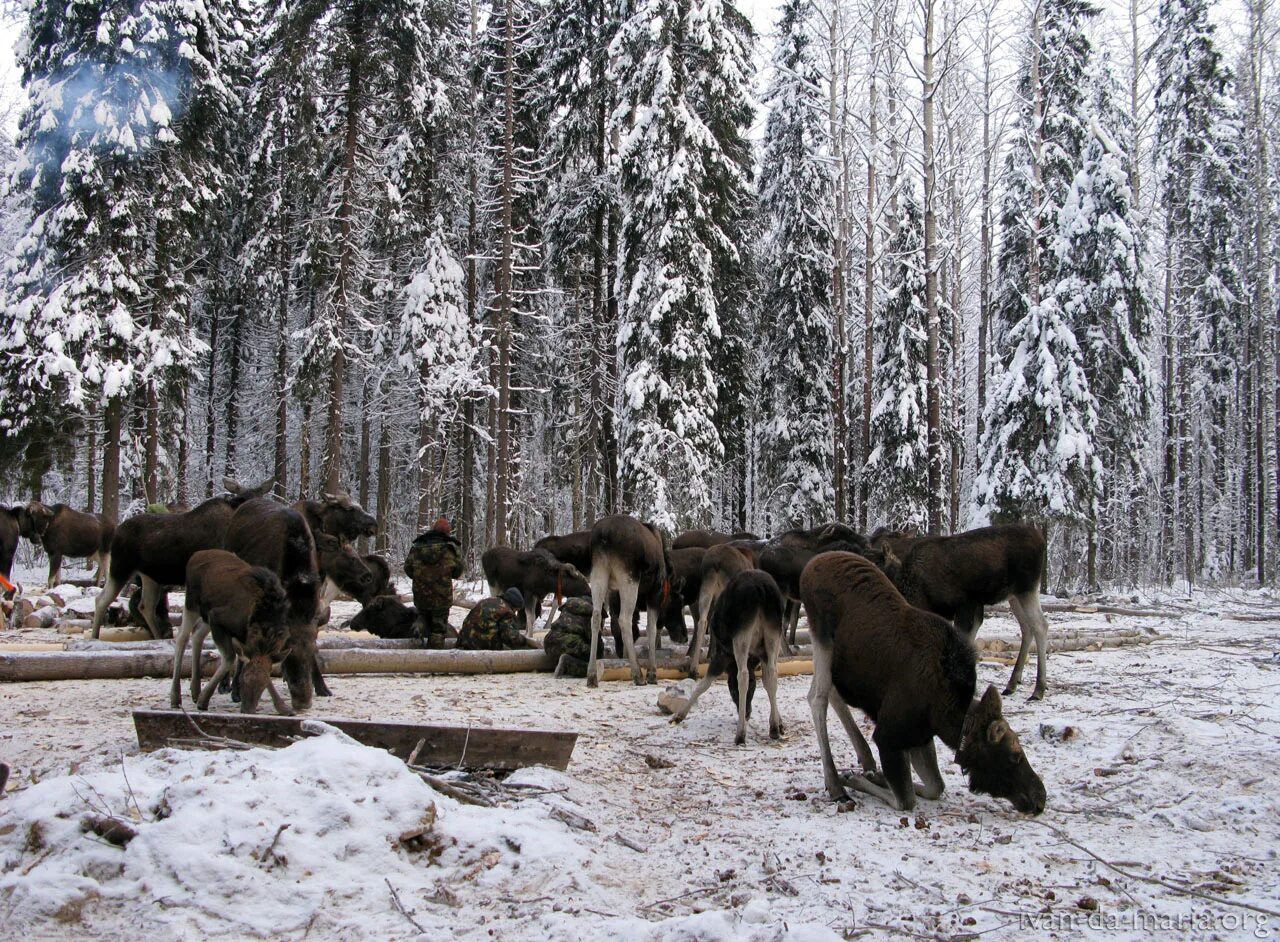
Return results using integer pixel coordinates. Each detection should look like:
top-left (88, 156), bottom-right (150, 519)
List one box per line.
top-left (133, 709), bottom-right (579, 771)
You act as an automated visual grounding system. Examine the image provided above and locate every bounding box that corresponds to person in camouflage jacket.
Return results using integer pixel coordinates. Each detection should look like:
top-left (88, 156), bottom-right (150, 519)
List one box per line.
top-left (543, 596), bottom-right (606, 678)
top-left (456, 588), bottom-right (539, 651)
top-left (404, 516), bottom-right (462, 647)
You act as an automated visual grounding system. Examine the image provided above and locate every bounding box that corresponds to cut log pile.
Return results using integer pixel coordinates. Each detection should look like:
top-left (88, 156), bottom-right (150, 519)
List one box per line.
top-left (3, 582), bottom-right (166, 637)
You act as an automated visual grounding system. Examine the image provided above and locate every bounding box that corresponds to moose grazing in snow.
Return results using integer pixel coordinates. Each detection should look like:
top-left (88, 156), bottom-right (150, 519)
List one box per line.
top-left (482, 546), bottom-right (590, 632)
top-left (15, 501), bottom-right (115, 588)
top-left (871, 523), bottom-right (1051, 700)
top-left (224, 497), bottom-right (323, 711)
top-left (172, 549), bottom-right (292, 715)
top-left (800, 550), bottom-right (1046, 815)
top-left (671, 569), bottom-right (787, 745)
top-left (688, 539), bottom-right (767, 677)
top-left (586, 514), bottom-right (673, 686)
top-left (90, 478), bottom-right (274, 640)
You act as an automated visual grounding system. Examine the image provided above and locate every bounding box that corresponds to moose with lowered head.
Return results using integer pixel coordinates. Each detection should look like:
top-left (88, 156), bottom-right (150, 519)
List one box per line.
top-left (800, 550), bottom-right (1046, 815)
top-left (172, 549), bottom-right (293, 715)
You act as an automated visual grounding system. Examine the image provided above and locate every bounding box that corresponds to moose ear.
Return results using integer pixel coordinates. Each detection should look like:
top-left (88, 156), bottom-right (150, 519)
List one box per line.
top-left (223, 477), bottom-right (243, 495)
top-left (979, 684), bottom-right (1003, 714)
top-left (986, 719), bottom-right (1010, 744)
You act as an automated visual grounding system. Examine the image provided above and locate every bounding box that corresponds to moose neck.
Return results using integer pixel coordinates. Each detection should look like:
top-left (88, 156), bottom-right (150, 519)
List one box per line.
top-left (933, 699), bottom-right (972, 753)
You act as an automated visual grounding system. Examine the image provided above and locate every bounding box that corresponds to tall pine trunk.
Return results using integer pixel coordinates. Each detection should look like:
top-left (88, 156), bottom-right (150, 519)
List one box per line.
top-left (922, 0), bottom-right (942, 534)
top-left (102, 398), bottom-right (123, 526)
top-left (323, 3), bottom-right (366, 495)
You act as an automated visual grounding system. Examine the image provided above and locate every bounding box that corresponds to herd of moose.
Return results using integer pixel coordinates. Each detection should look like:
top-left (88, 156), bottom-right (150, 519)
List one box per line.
top-left (0, 480), bottom-right (1050, 816)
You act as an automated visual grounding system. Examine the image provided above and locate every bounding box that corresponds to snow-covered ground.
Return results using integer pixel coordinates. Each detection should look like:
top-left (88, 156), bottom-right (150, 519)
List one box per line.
top-left (1, 564), bottom-right (1279, 940)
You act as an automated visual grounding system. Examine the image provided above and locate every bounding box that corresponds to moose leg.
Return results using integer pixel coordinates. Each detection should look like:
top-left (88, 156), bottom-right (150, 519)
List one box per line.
top-left (909, 741), bottom-right (946, 800)
top-left (311, 656), bottom-right (332, 697)
top-left (828, 688), bottom-right (877, 773)
top-left (524, 596), bottom-right (539, 636)
top-left (170, 608), bottom-right (199, 708)
top-left (785, 600), bottom-right (800, 655)
top-left (732, 635), bottom-right (752, 745)
top-left (138, 575), bottom-right (169, 640)
top-left (671, 666), bottom-right (719, 724)
top-left (688, 581), bottom-right (717, 679)
top-left (264, 676), bottom-right (295, 717)
top-left (197, 637), bottom-right (236, 711)
top-left (96, 552), bottom-right (110, 587)
top-left (91, 569), bottom-right (131, 639)
top-left (585, 569), bottom-right (609, 688)
top-left (645, 604), bottom-right (660, 684)
top-left (616, 581), bottom-right (643, 686)
top-left (190, 620), bottom-right (213, 704)
top-left (844, 744), bottom-right (914, 812)
top-left (807, 643), bottom-right (847, 800)
top-left (763, 633), bottom-right (784, 741)
top-left (955, 603), bottom-right (980, 640)
top-left (46, 554), bottom-right (63, 589)
top-left (1010, 590), bottom-right (1049, 700)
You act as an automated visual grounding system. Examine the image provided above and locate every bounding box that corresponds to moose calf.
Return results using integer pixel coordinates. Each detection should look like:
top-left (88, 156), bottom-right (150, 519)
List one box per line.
top-left (172, 550), bottom-right (292, 715)
top-left (671, 570), bottom-right (786, 746)
top-left (801, 551), bottom-right (1046, 815)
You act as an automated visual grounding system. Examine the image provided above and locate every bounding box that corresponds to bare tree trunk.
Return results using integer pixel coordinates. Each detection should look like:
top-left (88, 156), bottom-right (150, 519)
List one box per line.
top-left (204, 305), bottom-right (219, 498)
top-left (144, 375), bottom-right (159, 505)
top-left (1248, 0), bottom-right (1271, 583)
top-left (101, 398), bottom-right (122, 526)
top-left (322, 3), bottom-right (366, 495)
top-left (176, 389), bottom-right (188, 505)
top-left (357, 370), bottom-right (372, 552)
top-left (223, 306), bottom-right (243, 482)
top-left (274, 136), bottom-right (291, 499)
top-left (860, 1), bottom-right (879, 532)
top-left (375, 417), bottom-right (391, 553)
top-left (299, 399), bottom-right (313, 501)
top-left (417, 362), bottom-right (435, 531)
top-left (828, 0), bottom-right (848, 522)
top-left (491, 0), bottom-right (517, 546)
top-left (1162, 221), bottom-right (1176, 584)
top-left (460, 0), bottom-right (480, 566)
top-left (977, 8), bottom-right (995, 436)
top-left (87, 419), bottom-right (97, 513)
top-left (922, 0), bottom-right (942, 534)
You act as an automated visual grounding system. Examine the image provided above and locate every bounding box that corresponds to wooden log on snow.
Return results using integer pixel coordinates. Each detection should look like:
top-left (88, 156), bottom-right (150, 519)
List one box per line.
top-left (0, 646), bottom-right (554, 683)
top-left (132, 709), bottom-right (579, 770)
top-left (21, 607), bottom-right (58, 629)
top-left (594, 655), bottom-right (814, 683)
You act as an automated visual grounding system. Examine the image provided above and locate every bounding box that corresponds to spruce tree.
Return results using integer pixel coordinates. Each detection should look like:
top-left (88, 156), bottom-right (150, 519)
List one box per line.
top-left (868, 195), bottom-right (931, 530)
top-left (757, 0), bottom-right (834, 529)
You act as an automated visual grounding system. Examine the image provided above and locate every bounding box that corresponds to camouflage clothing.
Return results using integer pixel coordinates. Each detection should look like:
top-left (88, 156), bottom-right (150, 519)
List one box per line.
top-left (404, 532), bottom-right (462, 647)
top-left (543, 596), bottom-right (604, 678)
top-left (457, 597), bottom-right (537, 651)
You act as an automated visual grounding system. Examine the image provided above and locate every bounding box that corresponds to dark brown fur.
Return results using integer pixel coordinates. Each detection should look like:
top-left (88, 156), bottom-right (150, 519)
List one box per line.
top-left (801, 552), bottom-right (1045, 815)
top-left (586, 515), bottom-right (672, 685)
top-left (672, 529), bottom-right (759, 550)
top-left (293, 494), bottom-right (377, 542)
top-left (347, 595), bottom-right (418, 639)
top-left (224, 498), bottom-right (322, 711)
top-left (174, 550), bottom-right (291, 715)
top-left (878, 523), bottom-right (1050, 699)
top-left (482, 546), bottom-right (589, 630)
top-left (17, 502), bottom-right (115, 586)
top-left (362, 554), bottom-right (393, 598)
top-left (533, 531), bottom-right (593, 576)
top-left (688, 539), bottom-right (767, 675)
top-left (90, 478), bottom-right (274, 640)
top-left (0, 506), bottom-right (18, 598)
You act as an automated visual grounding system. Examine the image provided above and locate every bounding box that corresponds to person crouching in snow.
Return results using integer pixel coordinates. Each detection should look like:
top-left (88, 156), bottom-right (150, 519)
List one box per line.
top-left (457, 588), bottom-right (540, 651)
top-left (404, 516), bottom-right (462, 648)
top-left (543, 596), bottom-right (606, 677)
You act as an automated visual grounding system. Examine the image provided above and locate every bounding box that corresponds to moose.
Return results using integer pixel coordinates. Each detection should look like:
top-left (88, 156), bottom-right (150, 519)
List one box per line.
top-left (91, 478), bottom-right (275, 640)
top-left (872, 523), bottom-right (1051, 700)
top-left (482, 546), bottom-right (590, 632)
top-left (585, 514), bottom-right (673, 686)
top-left (15, 501), bottom-right (115, 587)
top-left (314, 532), bottom-right (379, 626)
top-left (687, 539), bottom-right (766, 677)
top-left (224, 497), bottom-right (323, 711)
top-left (294, 493), bottom-right (377, 543)
top-left (347, 595), bottom-right (419, 639)
top-left (171, 550), bottom-right (292, 715)
top-left (532, 530), bottom-right (593, 576)
top-left (671, 569), bottom-right (786, 745)
top-left (672, 529), bottom-right (759, 551)
top-left (0, 506), bottom-right (18, 598)
top-left (761, 525), bottom-right (872, 652)
top-left (801, 551), bottom-right (1046, 815)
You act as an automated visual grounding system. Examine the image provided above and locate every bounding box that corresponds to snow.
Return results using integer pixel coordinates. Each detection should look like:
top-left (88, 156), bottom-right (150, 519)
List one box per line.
top-left (2, 583), bottom-right (1279, 939)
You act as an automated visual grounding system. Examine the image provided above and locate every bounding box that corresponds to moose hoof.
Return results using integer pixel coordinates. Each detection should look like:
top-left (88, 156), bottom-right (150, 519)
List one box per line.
top-left (857, 770), bottom-right (887, 789)
top-left (1028, 689), bottom-right (1045, 702)
top-left (734, 733), bottom-right (746, 746)
top-left (646, 673), bottom-right (658, 686)
top-left (770, 724), bottom-right (783, 740)
top-left (587, 675), bottom-right (599, 689)
top-left (1002, 684), bottom-right (1017, 697)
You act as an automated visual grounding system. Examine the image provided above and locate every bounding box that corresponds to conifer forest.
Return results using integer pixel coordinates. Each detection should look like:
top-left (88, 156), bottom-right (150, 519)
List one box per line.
top-left (0, 0), bottom-right (1277, 590)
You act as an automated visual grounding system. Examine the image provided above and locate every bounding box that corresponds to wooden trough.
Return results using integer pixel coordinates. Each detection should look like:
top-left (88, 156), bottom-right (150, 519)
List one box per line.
top-left (132, 709), bottom-right (578, 771)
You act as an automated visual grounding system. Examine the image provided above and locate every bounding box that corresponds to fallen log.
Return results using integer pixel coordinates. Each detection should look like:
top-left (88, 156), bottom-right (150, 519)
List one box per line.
top-left (21, 607), bottom-right (58, 629)
top-left (132, 710), bottom-right (578, 771)
top-left (0, 646), bottom-right (554, 683)
top-left (594, 655), bottom-right (814, 684)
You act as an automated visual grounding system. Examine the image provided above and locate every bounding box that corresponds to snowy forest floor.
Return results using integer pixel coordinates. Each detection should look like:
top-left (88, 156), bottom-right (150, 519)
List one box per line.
top-left (1, 566), bottom-right (1279, 941)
